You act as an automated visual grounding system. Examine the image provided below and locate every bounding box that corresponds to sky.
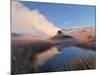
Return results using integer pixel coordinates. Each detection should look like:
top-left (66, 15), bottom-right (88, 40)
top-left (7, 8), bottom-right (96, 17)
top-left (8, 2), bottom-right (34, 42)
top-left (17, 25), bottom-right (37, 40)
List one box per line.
top-left (21, 1), bottom-right (96, 29)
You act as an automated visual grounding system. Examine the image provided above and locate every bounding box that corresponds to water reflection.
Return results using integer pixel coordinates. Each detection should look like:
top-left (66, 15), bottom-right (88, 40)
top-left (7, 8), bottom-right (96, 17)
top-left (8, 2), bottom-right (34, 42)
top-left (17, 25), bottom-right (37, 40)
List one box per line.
top-left (36, 47), bottom-right (61, 65)
top-left (35, 46), bottom-right (95, 72)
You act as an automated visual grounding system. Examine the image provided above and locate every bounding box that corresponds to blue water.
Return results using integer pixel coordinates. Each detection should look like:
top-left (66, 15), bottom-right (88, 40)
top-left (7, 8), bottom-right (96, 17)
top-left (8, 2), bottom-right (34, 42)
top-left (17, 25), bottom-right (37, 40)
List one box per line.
top-left (38, 46), bottom-right (95, 72)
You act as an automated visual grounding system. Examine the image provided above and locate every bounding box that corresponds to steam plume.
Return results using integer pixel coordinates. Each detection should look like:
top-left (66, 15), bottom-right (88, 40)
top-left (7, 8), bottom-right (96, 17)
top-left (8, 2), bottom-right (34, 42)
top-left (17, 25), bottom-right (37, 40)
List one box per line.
top-left (12, 1), bottom-right (60, 39)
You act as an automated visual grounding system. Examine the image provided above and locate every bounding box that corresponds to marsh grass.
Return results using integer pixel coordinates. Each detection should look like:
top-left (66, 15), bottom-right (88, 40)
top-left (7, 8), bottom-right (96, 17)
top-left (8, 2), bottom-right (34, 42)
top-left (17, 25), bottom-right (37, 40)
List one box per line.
top-left (11, 39), bottom-right (96, 74)
top-left (11, 40), bottom-right (53, 74)
top-left (38, 56), bottom-right (96, 73)
top-left (70, 56), bottom-right (96, 70)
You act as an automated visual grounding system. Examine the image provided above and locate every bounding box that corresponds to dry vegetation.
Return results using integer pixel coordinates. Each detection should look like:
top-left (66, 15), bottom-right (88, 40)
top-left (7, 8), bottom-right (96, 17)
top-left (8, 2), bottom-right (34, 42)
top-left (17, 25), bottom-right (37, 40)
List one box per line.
top-left (11, 39), bottom-right (53, 74)
top-left (70, 56), bottom-right (96, 70)
top-left (11, 27), bottom-right (96, 74)
top-left (39, 56), bottom-right (96, 72)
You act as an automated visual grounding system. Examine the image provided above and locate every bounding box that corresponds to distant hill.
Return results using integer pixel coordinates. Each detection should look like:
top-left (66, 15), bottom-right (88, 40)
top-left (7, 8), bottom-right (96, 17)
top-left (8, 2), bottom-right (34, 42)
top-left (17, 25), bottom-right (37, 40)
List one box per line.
top-left (63, 27), bottom-right (96, 47)
top-left (11, 33), bottom-right (38, 41)
top-left (11, 33), bottom-right (23, 37)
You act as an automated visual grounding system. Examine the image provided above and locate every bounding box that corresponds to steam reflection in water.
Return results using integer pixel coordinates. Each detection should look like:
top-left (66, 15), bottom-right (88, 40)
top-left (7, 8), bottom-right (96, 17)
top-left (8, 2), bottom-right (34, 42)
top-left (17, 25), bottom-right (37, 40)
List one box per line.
top-left (35, 46), bottom-right (95, 71)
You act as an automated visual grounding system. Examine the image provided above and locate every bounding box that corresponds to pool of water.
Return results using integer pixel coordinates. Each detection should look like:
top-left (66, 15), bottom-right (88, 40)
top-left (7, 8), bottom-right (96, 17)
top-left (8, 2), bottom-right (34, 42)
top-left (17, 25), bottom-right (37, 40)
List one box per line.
top-left (35, 46), bottom-right (96, 72)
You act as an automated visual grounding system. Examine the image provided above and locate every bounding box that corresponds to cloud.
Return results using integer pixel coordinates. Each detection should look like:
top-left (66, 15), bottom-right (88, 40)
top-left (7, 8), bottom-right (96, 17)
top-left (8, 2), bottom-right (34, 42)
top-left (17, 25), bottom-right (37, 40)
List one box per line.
top-left (12, 1), bottom-right (60, 39)
top-left (63, 21), bottom-right (72, 25)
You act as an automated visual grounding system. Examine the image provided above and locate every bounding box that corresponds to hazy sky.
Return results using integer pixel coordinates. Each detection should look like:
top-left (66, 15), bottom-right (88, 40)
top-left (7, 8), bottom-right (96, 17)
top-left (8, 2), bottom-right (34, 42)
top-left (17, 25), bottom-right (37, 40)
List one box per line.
top-left (21, 1), bottom-right (96, 29)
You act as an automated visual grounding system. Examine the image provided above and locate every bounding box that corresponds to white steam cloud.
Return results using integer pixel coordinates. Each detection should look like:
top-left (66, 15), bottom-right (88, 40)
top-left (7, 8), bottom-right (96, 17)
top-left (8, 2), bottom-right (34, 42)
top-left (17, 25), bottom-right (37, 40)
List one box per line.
top-left (12, 1), bottom-right (60, 39)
